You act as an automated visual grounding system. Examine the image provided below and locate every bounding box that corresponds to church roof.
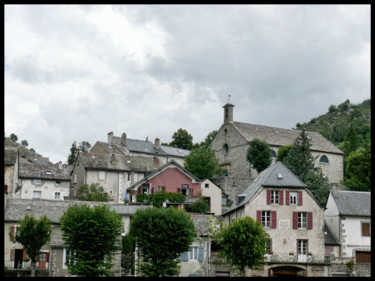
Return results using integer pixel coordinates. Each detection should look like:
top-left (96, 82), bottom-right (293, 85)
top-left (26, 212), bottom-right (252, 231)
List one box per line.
top-left (232, 121), bottom-right (343, 155)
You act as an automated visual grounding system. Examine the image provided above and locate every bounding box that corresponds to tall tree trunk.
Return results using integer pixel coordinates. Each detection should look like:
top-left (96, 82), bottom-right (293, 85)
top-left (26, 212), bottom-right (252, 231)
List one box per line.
top-left (31, 261), bottom-right (37, 277)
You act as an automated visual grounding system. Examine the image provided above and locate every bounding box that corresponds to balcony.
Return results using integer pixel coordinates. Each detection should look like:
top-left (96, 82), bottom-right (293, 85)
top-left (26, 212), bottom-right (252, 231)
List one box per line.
top-left (263, 253), bottom-right (330, 264)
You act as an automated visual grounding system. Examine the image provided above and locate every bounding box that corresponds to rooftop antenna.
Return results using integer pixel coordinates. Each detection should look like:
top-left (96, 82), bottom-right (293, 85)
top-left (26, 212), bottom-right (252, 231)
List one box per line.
top-left (227, 94), bottom-right (231, 104)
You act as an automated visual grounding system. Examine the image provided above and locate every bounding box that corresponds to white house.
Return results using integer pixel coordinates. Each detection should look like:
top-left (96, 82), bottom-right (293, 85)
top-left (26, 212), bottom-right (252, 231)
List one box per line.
top-left (324, 189), bottom-right (371, 264)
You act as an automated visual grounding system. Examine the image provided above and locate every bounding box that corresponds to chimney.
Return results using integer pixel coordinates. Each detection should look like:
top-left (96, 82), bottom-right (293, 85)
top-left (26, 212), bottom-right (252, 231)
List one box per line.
top-left (155, 138), bottom-right (160, 149)
top-left (331, 183), bottom-right (339, 195)
top-left (108, 132), bottom-right (114, 144)
top-left (121, 133), bottom-right (127, 146)
top-left (58, 161), bottom-right (62, 170)
top-left (223, 103), bottom-right (234, 124)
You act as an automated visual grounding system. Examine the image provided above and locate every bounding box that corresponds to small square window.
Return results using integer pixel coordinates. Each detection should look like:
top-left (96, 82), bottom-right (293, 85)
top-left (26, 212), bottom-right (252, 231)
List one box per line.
top-left (362, 222), bottom-right (370, 236)
top-left (34, 179), bottom-right (42, 185)
top-left (55, 192), bottom-right (61, 199)
top-left (99, 171), bottom-right (106, 180)
top-left (33, 190), bottom-right (41, 199)
top-left (205, 183), bottom-right (209, 188)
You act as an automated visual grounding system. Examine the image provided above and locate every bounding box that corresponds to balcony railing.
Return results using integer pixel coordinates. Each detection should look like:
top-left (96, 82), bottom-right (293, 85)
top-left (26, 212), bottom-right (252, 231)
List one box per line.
top-left (264, 253), bottom-right (330, 264)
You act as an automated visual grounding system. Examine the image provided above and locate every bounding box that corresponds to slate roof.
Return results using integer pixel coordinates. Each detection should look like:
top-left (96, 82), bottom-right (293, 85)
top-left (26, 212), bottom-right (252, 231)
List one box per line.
top-left (223, 162), bottom-right (308, 215)
top-left (76, 152), bottom-right (158, 173)
top-left (4, 146), bottom-right (18, 165)
top-left (324, 224), bottom-right (340, 245)
top-left (332, 190), bottom-right (371, 217)
top-left (232, 121), bottom-right (343, 155)
top-left (18, 162), bottom-right (71, 181)
top-left (127, 159), bottom-right (201, 191)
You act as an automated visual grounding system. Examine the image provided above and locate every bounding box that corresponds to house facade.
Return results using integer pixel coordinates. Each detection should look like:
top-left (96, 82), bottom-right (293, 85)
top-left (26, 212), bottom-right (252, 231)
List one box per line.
top-left (324, 189), bottom-right (371, 265)
top-left (221, 162), bottom-right (327, 277)
top-left (17, 161), bottom-right (71, 201)
top-left (4, 146), bottom-right (19, 207)
top-left (4, 198), bottom-right (121, 277)
top-left (211, 103), bottom-right (344, 203)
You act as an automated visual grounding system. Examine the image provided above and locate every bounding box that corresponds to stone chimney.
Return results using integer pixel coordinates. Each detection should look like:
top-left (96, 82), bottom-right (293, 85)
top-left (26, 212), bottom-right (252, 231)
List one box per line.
top-left (155, 138), bottom-right (160, 149)
top-left (108, 132), bottom-right (114, 144)
top-left (223, 103), bottom-right (234, 124)
top-left (57, 161), bottom-right (62, 170)
top-left (331, 183), bottom-right (339, 195)
top-left (121, 133), bottom-right (127, 146)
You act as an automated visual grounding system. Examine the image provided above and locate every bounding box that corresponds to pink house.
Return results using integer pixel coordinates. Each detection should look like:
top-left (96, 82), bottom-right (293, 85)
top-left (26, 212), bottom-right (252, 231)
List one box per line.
top-left (127, 160), bottom-right (202, 200)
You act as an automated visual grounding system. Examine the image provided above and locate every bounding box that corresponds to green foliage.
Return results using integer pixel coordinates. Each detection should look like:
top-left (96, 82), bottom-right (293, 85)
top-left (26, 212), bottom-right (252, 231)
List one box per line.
top-left (122, 233), bottom-right (135, 275)
top-left (169, 128), bottom-right (194, 150)
top-left (215, 216), bottom-right (270, 274)
top-left (10, 214), bottom-right (52, 277)
top-left (140, 190), bottom-right (185, 208)
top-left (67, 140), bottom-right (92, 165)
top-left (344, 142), bottom-right (371, 192)
top-left (21, 140), bottom-right (28, 147)
top-left (304, 169), bottom-right (331, 207)
top-left (198, 130), bottom-right (218, 148)
top-left (184, 146), bottom-right (222, 180)
top-left (129, 207), bottom-right (196, 277)
top-left (246, 138), bottom-right (272, 173)
top-left (276, 144), bottom-right (293, 163)
top-left (10, 133), bottom-right (18, 142)
top-left (59, 204), bottom-right (123, 277)
top-left (341, 126), bottom-right (359, 156)
top-left (77, 183), bottom-right (109, 202)
top-left (186, 197), bottom-right (210, 213)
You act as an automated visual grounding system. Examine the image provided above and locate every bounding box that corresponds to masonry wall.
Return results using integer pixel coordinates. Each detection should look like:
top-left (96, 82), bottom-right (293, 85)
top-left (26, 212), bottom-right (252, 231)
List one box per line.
top-left (20, 179), bottom-right (70, 200)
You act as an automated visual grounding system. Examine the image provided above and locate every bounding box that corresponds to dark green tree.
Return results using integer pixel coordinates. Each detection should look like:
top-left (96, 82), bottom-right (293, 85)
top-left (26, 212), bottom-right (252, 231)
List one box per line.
top-left (10, 133), bottom-right (18, 142)
top-left (341, 126), bottom-right (359, 156)
top-left (215, 216), bottom-right (271, 276)
top-left (129, 207), bottom-right (196, 277)
top-left (59, 204), bottom-right (123, 277)
top-left (143, 190), bottom-right (185, 208)
top-left (169, 128), bottom-right (194, 150)
top-left (77, 183), bottom-right (109, 202)
top-left (184, 146), bottom-right (222, 180)
top-left (186, 197), bottom-right (210, 213)
top-left (67, 141), bottom-right (92, 164)
top-left (276, 144), bottom-right (293, 163)
top-left (304, 169), bottom-right (331, 207)
top-left (21, 140), bottom-right (28, 147)
top-left (9, 214), bottom-right (52, 277)
top-left (199, 130), bottom-right (218, 148)
top-left (122, 233), bottom-right (135, 276)
top-left (246, 139), bottom-right (272, 173)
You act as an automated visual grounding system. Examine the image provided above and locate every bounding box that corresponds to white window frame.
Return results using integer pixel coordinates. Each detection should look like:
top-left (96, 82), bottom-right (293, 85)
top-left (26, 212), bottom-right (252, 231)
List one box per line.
top-left (63, 248), bottom-right (76, 269)
top-left (34, 179), bottom-right (42, 185)
top-left (33, 190), bottom-right (42, 199)
top-left (271, 190), bottom-right (279, 204)
top-left (99, 171), bottom-right (106, 181)
top-left (298, 212), bottom-right (307, 229)
top-left (290, 191), bottom-right (298, 205)
top-left (188, 246), bottom-right (199, 261)
top-left (54, 192), bottom-right (61, 200)
top-left (262, 211), bottom-right (271, 228)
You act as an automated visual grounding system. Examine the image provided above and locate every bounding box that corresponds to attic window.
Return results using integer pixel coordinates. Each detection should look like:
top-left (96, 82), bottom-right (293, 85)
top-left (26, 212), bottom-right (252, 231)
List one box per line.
top-left (277, 173), bottom-right (283, 179)
top-left (45, 171), bottom-right (52, 175)
top-left (108, 145), bottom-right (112, 148)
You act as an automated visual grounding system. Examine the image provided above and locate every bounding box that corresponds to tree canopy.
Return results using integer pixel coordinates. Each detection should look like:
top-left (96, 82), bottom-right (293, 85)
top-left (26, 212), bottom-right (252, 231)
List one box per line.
top-left (59, 204), bottom-right (123, 277)
top-left (129, 207), bottom-right (196, 277)
top-left (246, 138), bottom-right (272, 174)
top-left (184, 146), bottom-right (222, 180)
top-left (77, 183), bottom-right (109, 202)
top-left (67, 141), bottom-right (92, 165)
top-left (10, 214), bottom-right (52, 277)
top-left (168, 128), bottom-right (194, 150)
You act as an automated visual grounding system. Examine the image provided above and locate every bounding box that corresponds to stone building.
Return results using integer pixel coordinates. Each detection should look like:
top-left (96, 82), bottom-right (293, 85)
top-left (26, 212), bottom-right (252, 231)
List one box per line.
top-left (211, 103), bottom-right (344, 203)
top-left (4, 146), bottom-right (19, 207)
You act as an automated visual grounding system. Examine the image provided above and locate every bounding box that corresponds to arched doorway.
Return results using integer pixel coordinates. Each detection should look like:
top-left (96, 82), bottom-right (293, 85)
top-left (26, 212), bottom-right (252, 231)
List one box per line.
top-left (269, 266), bottom-right (306, 277)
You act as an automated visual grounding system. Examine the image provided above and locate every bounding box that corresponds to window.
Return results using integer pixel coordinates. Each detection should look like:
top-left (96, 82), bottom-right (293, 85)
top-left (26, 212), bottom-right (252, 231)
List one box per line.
top-left (55, 181), bottom-right (61, 185)
top-left (34, 179), bottom-right (42, 185)
top-left (188, 246), bottom-right (199, 261)
top-left (356, 251), bottom-right (371, 264)
top-left (99, 171), bottom-right (106, 180)
top-left (63, 249), bottom-right (75, 269)
top-left (157, 186), bottom-right (165, 192)
top-left (320, 155), bottom-right (329, 164)
top-left (33, 191), bottom-right (41, 199)
top-left (298, 212), bottom-right (307, 229)
top-left (205, 183), bottom-right (209, 188)
top-left (290, 192), bottom-right (298, 205)
top-left (54, 192), bottom-right (61, 200)
top-left (266, 239), bottom-right (272, 253)
top-left (45, 170), bottom-right (52, 175)
top-left (74, 174), bottom-right (77, 184)
top-left (271, 191), bottom-right (279, 204)
top-left (223, 144), bottom-right (229, 155)
top-left (270, 150), bottom-right (276, 158)
top-left (297, 240), bottom-right (308, 256)
top-left (262, 211), bottom-right (271, 227)
top-left (222, 197), bottom-right (228, 206)
top-left (142, 184), bottom-right (149, 194)
top-left (133, 173), bottom-right (138, 182)
top-left (362, 222), bottom-right (370, 236)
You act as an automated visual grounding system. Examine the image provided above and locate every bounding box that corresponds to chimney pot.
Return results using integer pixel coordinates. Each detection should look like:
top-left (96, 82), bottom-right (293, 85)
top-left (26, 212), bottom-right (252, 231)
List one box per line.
top-left (155, 138), bottom-right (160, 148)
top-left (122, 133), bottom-right (127, 146)
top-left (108, 132), bottom-right (114, 144)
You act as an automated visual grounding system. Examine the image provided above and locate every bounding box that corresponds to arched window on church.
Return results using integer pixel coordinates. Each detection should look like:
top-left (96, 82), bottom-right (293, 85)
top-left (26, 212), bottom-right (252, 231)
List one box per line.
top-left (270, 150), bottom-right (276, 158)
top-left (320, 155), bottom-right (329, 164)
top-left (223, 144), bottom-right (229, 155)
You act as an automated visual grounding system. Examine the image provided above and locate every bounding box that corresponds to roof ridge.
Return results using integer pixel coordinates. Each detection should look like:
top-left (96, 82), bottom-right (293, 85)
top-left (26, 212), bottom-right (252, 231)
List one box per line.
top-left (233, 121), bottom-right (322, 135)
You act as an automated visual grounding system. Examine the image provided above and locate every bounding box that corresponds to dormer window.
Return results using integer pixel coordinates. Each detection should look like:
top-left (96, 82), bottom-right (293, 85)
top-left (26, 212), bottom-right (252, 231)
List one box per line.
top-left (45, 171), bottom-right (52, 175)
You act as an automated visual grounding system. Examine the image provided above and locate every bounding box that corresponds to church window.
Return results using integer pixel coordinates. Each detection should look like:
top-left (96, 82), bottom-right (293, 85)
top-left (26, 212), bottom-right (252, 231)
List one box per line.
top-left (319, 155), bottom-right (329, 164)
top-left (270, 150), bottom-right (276, 158)
top-left (223, 144), bottom-right (229, 155)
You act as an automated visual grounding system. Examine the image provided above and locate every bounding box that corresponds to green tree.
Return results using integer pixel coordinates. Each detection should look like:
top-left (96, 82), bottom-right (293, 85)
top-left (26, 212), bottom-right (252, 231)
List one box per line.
top-left (169, 128), bottom-right (194, 150)
top-left (10, 133), bottom-right (18, 142)
top-left (9, 214), bottom-right (52, 277)
top-left (276, 144), bottom-right (293, 163)
top-left (341, 126), bottom-right (359, 156)
top-left (199, 130), bottom-right (218, 148)
top-left (59, 204), bottom-right (123, 277)
top-left (344, 142), bottom-right (371, 192)
top-left (122, 233), bottom-right (135, 276)
top-left (77, 183), bottom-right (109, 202)
top-left (67, 141), bottom-right (92, 165)
top-left (304, 169), bottom-right (331, 206)
top-left (143, 190), bottom-right (185, 208)
top-left (246, 139), bottom-right (272, 174)
top-left (129, 207), bottom-right (196, 277)
top-left (186, 197), bottom-right (210, 213)
top-left (215, 216), bottom-right (270, 276)
top-left (184, 146), bottom-right (222, 180)
top-left (21, 140), bottom-right (28, 147)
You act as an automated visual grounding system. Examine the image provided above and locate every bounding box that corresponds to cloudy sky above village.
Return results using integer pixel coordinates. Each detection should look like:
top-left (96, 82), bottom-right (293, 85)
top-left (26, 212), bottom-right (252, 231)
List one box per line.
top-left (5, 5), bottom-right (370, 164)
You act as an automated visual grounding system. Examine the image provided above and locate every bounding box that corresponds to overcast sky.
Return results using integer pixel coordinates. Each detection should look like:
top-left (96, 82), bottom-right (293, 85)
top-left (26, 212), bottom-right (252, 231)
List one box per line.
top-left (5, 5), bottom-right (370, 164)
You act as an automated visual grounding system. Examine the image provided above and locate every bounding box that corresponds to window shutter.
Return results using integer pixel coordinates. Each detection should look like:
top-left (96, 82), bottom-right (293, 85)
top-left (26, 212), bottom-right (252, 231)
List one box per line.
top-left (298, 191), bottom-right (303, 206)
top-left (362, 223), bottom-right (370, 236)
top-left (307, 212), bottom-right (313, 229)
top-left (198, 246), bottom-right (204, 262)
top-left (22, 250), bottom-right (28, 261)
top-left (257, 210), bottom-right (262, 223)
top-left (293, 212), bottom-right (298, 229)
top-left (10, 226), bottom-right (15, 241)
top-left (137, 186), bottom-right (142, 194)
top-left (271, 211), bottom-right (277, 228)
top-left (10, 249), bottom-right (15, 261)
top-left (267, 190), bottom-right (271, 205)
top-left (279, 190), bottom-right (283, 205)
top-left (184, 251), bottom-right (189, 262)
top-left (286, 190), bottom-right (290, 205)
top-left (46, 252), bottom-right (50, 262)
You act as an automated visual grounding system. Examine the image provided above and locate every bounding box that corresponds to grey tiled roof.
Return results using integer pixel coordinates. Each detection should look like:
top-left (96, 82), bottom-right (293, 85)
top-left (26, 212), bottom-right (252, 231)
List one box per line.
top-left (18, 162), bottom-right (71, 180)
top-left (77, 152), bottom-right (158, 173)
top-left (332, 190), bottom-right (371, 217)
top-left (127, 159), bottom-right (200, 191)
top-left (324, 224), bottom-right (340, 245)
top-left (4, 146), bottom-right (18, 165)
top-left (232, 122), bottom-right (343, 155)
top-left (159, 145), bottom-right (190, 157)
top-left (224, 162), bottom-right (307, 215)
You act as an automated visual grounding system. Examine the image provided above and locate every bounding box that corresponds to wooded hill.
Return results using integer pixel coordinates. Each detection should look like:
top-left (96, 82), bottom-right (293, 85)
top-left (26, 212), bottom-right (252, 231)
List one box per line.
top-left (295, 99), bottom-right (371, 148)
